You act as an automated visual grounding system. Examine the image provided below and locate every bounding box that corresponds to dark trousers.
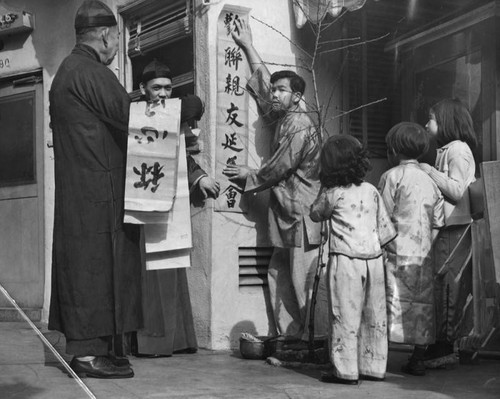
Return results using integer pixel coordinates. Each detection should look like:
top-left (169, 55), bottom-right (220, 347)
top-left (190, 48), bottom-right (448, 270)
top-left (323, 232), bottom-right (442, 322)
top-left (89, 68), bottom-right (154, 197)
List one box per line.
top-left (66, 336), bottom-right (112, 357)
top-left (433, 224), bottom-right (471, 343)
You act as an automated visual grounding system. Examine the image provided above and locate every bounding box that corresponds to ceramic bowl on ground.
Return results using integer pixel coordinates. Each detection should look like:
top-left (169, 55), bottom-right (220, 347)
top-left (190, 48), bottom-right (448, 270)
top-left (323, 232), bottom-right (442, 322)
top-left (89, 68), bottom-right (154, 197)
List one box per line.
top-left (239, 336), bottom-right (269, 360)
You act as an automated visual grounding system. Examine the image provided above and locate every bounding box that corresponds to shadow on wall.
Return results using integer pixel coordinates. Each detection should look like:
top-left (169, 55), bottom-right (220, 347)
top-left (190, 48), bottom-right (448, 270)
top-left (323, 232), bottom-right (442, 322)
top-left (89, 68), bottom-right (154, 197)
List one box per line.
top-left (27, 0), bottom-right (83, 77)
top-left (229, 320), bottom-right (259, 351)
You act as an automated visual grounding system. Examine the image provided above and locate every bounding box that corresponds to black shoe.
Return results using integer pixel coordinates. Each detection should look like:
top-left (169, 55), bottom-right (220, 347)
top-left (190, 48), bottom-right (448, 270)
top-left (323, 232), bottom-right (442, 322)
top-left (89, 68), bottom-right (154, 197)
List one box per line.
top-left (423, 341), bottom-right (457, 369)
top-left (70, 356), bottom-right (134, 379)
top-left (360, 374), bottom-right (385, 381)
top-left (173, 347), bottom-right (198, 354)
top-left (107, 353), bottom-right (131, 367)
top-left (132, 352), bottom-right (171, 358)
top-left (401, 357), bottom-right (426, 376)
top-left (423, 341), bottom-right (453, 360)
top-left (320, 372), bottom-right (358, 385)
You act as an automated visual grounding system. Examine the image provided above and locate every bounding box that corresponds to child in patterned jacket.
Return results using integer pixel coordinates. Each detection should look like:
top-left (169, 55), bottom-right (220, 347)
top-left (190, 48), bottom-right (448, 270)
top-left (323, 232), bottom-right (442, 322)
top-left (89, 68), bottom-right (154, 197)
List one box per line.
top-left (378, 122), bottom-right (444, 376)
top-left (310, 135), bottom-right (396, 385)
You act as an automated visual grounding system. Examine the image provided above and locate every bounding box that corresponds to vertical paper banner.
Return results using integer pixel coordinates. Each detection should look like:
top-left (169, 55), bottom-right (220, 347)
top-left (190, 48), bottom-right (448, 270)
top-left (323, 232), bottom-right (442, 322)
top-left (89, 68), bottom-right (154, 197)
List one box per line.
top-left (214, 5), bottom-right (251, 213)
top-left (125, 99), bottom-right (181, 212)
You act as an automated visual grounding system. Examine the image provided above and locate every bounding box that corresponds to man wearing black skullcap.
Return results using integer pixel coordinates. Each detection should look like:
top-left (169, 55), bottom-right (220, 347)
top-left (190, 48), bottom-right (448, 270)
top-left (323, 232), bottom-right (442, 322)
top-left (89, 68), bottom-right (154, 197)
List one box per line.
top-left (48, 0), bottom-right (141, 378)
top-left (138, 60), bottom-right (219, 199)
top-left (130, 60), bottom-right (219, 357)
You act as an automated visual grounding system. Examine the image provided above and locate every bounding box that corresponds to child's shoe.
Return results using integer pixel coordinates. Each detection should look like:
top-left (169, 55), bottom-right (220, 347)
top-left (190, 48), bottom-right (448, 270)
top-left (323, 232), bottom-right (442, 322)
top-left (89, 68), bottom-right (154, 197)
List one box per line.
top-left (360, 374), bottom-right (385, 381)
top-left (401, 357), bottom-right (426, 376)
top-left (320, 372), bottom-right (358, 385)
top-left (423, 341), bottom-right (458, 369)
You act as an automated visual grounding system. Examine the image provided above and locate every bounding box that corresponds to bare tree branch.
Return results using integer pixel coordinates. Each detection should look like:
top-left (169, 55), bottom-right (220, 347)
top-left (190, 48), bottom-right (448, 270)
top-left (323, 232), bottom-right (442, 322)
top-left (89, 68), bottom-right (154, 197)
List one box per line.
top-left (319, 32), bottom-right (390, 55)
top-left (250, 15), bottom-right (312, 60)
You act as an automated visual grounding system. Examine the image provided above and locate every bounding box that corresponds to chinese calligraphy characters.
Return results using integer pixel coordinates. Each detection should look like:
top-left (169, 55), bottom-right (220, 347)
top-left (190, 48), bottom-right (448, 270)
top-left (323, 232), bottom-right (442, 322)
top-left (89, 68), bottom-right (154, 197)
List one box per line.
top-left (134, 126), bottom-right (168, 144)
top-left (216, 7), bottom-right (250, 212)
top-left (133, 161), bottom-right (165, 193)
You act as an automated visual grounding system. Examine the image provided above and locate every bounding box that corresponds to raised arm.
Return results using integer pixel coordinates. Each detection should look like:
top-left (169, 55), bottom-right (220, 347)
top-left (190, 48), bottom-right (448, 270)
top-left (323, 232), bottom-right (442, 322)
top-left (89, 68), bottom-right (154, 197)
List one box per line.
top-left (231, 18), bottom-right (264, 74)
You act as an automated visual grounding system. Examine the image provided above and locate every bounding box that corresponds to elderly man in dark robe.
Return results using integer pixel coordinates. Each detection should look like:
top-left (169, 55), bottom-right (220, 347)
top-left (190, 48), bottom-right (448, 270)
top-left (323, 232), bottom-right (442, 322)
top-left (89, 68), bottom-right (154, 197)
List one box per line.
top-left (48, 0), bottom-right (141, 379)
top-left (223, 19), bottom-right (325, 343)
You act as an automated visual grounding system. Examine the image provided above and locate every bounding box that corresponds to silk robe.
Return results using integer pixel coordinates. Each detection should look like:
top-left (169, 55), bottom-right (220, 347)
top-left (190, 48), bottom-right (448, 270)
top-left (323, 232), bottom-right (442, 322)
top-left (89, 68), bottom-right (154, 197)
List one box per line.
top-left (378, 160), bottom-right (444, 345)
top-left (310, 182), bottom-right (396, 380)
top-left (246, 66), bottom-right (321, 248)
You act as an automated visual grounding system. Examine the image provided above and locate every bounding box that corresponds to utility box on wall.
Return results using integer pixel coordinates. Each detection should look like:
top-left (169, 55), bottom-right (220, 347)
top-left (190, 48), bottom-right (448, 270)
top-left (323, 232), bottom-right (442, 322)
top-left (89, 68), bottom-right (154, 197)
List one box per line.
top-left (0, 7), bottom-right (33, 38)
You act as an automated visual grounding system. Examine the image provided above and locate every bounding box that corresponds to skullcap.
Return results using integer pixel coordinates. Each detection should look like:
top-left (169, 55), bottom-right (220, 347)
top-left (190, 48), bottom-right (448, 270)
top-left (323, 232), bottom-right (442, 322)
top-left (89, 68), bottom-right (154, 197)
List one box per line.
top-left (141, 60), bottom-right (173, 83)
top-left (75, 0), bottom-right (117, 29)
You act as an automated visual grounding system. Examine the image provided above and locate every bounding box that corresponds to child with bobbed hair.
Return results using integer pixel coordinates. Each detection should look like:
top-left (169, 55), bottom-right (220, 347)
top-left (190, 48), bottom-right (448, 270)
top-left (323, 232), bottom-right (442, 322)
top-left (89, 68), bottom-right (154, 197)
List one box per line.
top-left (310, 135), bottom-right (396, 385)
top-left (379, 122), bottom-right (444, 376)
top-left (419, 98), bottom-right (477, 368)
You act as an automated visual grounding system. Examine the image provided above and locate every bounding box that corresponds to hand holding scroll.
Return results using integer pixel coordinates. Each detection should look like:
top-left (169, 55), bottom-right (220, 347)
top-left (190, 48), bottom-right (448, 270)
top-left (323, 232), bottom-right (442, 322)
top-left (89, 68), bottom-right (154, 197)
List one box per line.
top-left (199, 176), bottom-right (220, 199)
top-left (222, 164), bottom-right (251, 183)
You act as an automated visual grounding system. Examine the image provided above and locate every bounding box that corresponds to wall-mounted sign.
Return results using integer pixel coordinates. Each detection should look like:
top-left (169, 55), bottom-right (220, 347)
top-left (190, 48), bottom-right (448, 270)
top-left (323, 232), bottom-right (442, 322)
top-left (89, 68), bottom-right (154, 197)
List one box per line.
top-left (0, 7), bottom-right (33, 38)
top-left (214, 5), bottom-right (251, 213)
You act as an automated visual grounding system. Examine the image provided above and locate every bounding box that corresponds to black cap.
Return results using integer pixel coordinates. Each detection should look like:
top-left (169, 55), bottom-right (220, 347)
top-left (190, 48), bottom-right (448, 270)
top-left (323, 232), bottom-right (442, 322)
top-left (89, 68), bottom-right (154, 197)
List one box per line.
top-left (75, 0), bottom-right (117, 30)
top-left (141, 60), bottom-right (173, 83)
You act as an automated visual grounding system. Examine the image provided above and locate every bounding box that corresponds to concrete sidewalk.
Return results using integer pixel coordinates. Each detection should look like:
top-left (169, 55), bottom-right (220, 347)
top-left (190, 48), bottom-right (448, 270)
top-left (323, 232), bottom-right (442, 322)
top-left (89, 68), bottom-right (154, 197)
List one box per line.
top-left (1, 322), bottom-right (499, 399)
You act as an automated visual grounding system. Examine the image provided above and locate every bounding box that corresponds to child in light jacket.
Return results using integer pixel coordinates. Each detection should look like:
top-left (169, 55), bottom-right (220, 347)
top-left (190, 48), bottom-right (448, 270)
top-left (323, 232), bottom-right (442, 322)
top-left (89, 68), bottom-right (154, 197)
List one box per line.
top-left (378, 122), bottom-right (444, 376)
top-left (310, 135), bottom-right (396, 385)
top-left (419, 98), bottom-right (477, 368)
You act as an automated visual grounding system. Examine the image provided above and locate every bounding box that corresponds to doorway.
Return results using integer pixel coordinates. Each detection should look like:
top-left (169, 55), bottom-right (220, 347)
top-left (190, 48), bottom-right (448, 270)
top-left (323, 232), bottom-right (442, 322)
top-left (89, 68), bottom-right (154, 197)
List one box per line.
top-left (0, 74), bottom-right (44, 321)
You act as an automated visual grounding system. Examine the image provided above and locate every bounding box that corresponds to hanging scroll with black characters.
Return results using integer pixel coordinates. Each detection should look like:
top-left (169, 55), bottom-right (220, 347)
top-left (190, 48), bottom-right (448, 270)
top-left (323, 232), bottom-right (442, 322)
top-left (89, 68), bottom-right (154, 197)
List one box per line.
top-left (215, 5), bottom-right (251, 213)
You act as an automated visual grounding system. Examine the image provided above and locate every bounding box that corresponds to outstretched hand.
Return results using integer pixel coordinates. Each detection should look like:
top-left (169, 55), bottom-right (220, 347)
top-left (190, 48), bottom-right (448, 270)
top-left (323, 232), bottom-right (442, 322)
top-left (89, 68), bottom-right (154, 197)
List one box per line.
top-left (231, 18), bottom-right (253, 49)
top-left (199, 176), bottom-right (220, 199)
top-left (222, 164), bottom-right (251, 182)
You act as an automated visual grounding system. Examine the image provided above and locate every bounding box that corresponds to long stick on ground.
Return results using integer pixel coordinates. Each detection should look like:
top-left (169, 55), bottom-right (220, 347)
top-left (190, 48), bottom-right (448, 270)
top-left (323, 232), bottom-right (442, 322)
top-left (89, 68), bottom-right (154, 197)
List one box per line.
top-left (308, 222), bottom-right (327, 356)
top-left (0, 282), bottom-right (96, 399)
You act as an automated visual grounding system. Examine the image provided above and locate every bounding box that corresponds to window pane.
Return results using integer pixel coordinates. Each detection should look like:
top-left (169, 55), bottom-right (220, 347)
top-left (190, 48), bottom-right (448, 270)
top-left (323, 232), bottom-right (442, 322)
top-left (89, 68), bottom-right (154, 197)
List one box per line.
top-left (0, 92), bottom-right (35, 186)
top-left (415, 50), bottom-right (482, 165)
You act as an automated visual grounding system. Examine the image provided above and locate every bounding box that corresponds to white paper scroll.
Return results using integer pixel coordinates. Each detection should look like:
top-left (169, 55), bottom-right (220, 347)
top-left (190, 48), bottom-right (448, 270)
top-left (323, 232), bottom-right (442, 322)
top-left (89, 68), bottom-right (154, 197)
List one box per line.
top-left (125, 99), bottom-right (181, 212)
top-left (144, 132), bottom-right (192, 270)
top-left (214, 5), bottom-right (251, 213)
top-left (124, 99), bottom-right (192, 270)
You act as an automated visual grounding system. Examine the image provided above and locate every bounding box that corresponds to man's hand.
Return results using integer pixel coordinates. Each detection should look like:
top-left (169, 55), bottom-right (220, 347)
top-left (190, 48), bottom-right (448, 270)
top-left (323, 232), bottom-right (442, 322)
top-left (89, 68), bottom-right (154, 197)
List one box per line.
top-left (231, 18), bottom-right (253, 49)
top-left (222, 164), bottom-right (251, 182)
top-left (198, 176), bottom-right (220, 199)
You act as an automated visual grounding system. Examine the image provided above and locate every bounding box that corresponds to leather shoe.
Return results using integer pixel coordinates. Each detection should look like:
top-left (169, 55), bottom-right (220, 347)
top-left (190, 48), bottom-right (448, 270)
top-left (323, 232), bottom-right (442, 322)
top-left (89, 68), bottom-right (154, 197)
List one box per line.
top-left (107, 353), bottom-right (131, 367)
top-left (70, 356), bottom-right (134, 379)
top-left (132, 352), bottom-right (171, 358)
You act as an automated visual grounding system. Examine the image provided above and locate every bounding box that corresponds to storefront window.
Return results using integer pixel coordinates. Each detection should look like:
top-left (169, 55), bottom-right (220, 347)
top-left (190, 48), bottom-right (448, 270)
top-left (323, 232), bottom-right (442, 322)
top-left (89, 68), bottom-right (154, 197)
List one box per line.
top-left (415, 51), bottom-right (481, 135)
